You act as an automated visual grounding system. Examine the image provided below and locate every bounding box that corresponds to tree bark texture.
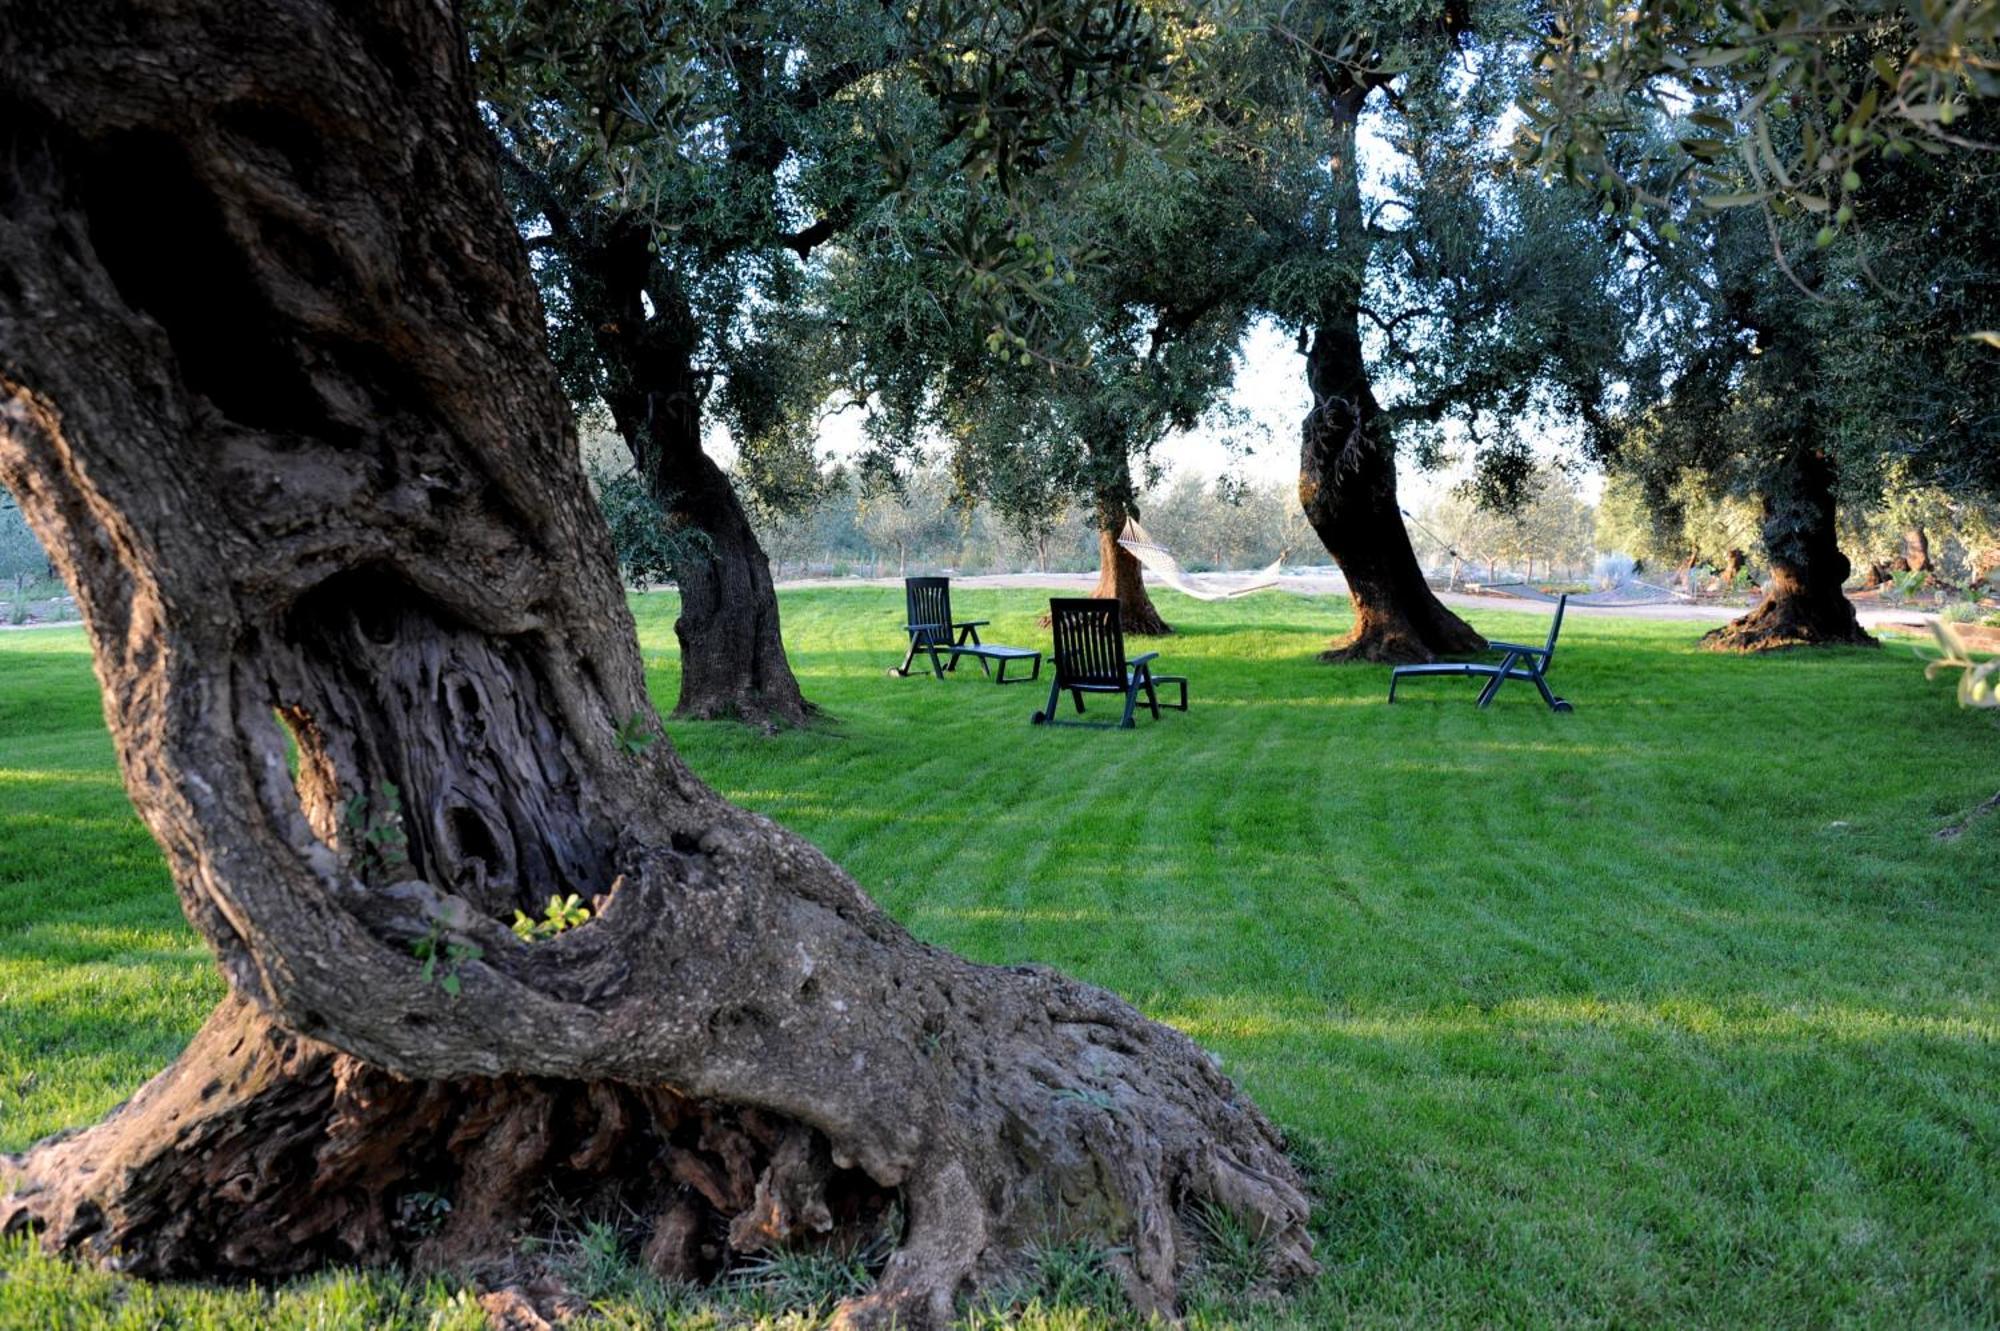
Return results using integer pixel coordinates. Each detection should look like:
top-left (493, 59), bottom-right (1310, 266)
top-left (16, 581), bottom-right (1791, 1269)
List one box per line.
top-left (1298, 319), bottom-right (1486, 664)
top-left (1090, 490), bottom-right (1170, 637)
top-left (1703, 449), bottom-right (1875, 652)
top-left (578, 226), bottom-right (812, 729)
top-left (0, 4), bottom-right (1313, 1326)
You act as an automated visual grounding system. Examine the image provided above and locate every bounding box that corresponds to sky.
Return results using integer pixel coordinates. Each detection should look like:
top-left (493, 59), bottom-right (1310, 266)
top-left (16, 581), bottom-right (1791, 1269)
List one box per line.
top-left (724, 95), bottom-right (1607, 517)
top-left (800, 316), bottom-right (1597, 514)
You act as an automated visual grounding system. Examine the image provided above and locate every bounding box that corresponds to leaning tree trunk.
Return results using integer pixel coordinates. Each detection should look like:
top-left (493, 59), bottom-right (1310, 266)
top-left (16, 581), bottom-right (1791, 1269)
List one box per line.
top-left (1703, 449), bottom-right (1875, 652)
top-left (1089, 490), bottom-right (1171, 636)
top-left (637, 391), bottom-right (812, 729)
top-left (0, 5), bottom-right (1314, 1329)
top-left (1298, 320), bottom-right (1485, 664)
top-left (579, 233), bottom-right (812, 729)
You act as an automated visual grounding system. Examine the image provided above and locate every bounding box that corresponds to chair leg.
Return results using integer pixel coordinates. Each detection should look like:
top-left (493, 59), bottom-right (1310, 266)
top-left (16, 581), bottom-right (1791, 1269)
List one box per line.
top-left (956, 629), bottom-right (988, 676)
top-left (1475, 652), bottom-right (1519, 708)
top-left (1071, 688), bottom-right (1087, 715)
top-left (1387, 671), bottom-right (1400, 703)
top-left (926, 641), bottom-right (946, 679)
top-left (1140, 668), bottom-right (1161, 720)
top-left (1531, 670), bottom-right (1569, 712)
top-left (896, 639), bottom-right (920, 677)
top-left (1032, 675), bottom-right (1061, 724)
top-left (1120, 683), bottom-right (1140, 729)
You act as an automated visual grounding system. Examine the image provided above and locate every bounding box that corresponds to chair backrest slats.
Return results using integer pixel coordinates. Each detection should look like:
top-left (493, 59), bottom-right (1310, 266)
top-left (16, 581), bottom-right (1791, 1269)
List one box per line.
top-left (1542, 594), bottom-right (1568, 667)
top-left (1048, 598), bottom-right (1126, 688)
top-left (905, 577), bottom-right (953, 647)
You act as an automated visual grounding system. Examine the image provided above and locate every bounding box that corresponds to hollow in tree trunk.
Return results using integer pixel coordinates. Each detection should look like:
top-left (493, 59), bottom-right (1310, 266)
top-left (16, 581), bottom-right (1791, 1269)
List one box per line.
top-left (578, 228), bottom-right (813, 730)
top-left (0, 5), bottom-right (1314, 1328)
top-left (1298, 321), bottom-right (1485, 664)
top-left (1703, 450), bottom-right (1875, 652)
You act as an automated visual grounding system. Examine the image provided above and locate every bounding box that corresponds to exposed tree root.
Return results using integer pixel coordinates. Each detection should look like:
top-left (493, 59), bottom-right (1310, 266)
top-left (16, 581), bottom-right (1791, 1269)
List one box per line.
top-left (1, 978), bottom-right (1314, 1328)
top-left (0, 996), bottom-right (895, 1287)
top-left (1318, 606), bottom-right (1486, 665)
top-left (1700, 592), bottom-right (1877, 653)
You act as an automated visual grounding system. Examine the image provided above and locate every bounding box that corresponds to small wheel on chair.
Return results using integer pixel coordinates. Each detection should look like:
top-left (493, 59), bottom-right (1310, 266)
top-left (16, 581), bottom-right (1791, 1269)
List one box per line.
top-left (1552, 699), bottom-right (1574, 713)
top-left (1030, 710), bottom-right (1047, 725)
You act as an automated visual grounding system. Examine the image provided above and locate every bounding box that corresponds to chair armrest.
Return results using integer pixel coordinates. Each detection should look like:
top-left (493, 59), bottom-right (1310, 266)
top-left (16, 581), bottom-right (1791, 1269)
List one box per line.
top-left (1127, 652), bottom-right (1160, 669)
top-left (905, 621), bottom-right (946, 634)
top-left (955, 619), bottom-right (990, 629)
top-left (1487, 640), bottom-right (1549, 656)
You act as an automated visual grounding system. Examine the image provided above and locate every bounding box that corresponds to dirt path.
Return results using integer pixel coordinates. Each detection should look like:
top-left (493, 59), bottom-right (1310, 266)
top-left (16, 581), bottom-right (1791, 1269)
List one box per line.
top-left (6, 571), bottom-right (1941, 635)
top-left (777, 568), bottom-right (1940, 631)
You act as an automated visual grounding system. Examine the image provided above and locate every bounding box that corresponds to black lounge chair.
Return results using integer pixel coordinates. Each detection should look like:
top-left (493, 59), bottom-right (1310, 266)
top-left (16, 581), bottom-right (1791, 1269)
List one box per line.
top-left (1032, 598), bottom-right (1188, 728)
top-left (1387, 594), bottom-right (1574, 712)
top-left (894, 577), bottom-right (1041, 684)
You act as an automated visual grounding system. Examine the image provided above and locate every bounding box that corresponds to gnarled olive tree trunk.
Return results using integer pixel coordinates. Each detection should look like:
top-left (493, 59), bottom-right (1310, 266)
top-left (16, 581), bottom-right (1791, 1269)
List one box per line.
top-left (1703, 448), bottom-right (1874, 652)
top-left (578, 225), bottom-right (812, 729)
top-left (0, 4), bottom-right (1313, 1327)
top-left (1299, 318), bottom-right (1485, 664)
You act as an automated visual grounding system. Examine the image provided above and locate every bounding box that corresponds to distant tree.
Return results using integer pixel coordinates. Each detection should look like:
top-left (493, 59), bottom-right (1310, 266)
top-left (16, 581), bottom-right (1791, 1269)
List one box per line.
top-left (1845, 471), bottom-right (2000, 591)
top-left (468, 2), bottom-right (864, 724)
top-left (1595, 76), bottom-right (1998, 648)
top-left (1143, 474), bottom-right (1303, 571)
top-left (855, 466), bottom-right (965, 576)
top-left (825, 124), bottom-right (1271, 634)
top-left (1504, 469), bottom-right (1596, 581)
top-left (1253, 4), bottom-right (1630, 661)
top-left (0, 498), bottom-right (50, 585)
top-left (1600, 205), bottom-right (1877, 647)
top-left (1414, 490), bottom-right (1513, 584)
top-left (469, 0), bottom-right (1193, 722)
top-left (1595, 464), bottom-right (1764, 589)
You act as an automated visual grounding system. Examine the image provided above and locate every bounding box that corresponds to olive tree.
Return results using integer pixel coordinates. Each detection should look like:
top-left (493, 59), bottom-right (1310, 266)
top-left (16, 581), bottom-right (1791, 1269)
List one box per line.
top-left (0, 3), bottom-right (1315, 1326)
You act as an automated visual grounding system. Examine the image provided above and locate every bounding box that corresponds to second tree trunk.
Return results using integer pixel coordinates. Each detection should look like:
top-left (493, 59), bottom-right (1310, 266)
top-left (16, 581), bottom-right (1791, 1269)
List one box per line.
top-left (1299, 321), bottom-right (1485, 664)
top-left (1703, 449), bottom-right (1874, 651)
top-left (1091, 492), bottom-right (1171, 636)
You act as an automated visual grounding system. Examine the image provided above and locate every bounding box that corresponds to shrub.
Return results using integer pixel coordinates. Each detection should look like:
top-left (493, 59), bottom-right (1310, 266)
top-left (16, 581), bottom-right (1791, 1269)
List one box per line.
top-left (1593, 552), bottom-right (1636, 590)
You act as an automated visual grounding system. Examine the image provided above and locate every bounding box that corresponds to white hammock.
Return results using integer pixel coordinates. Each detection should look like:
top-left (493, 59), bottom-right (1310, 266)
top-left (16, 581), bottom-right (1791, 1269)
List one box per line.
top-left (1115, 518), bottom-right (1285, 601)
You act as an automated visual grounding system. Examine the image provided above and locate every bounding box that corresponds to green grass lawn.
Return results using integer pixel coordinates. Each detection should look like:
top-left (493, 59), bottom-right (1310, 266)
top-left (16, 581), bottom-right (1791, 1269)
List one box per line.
top-left (2, 586), bottom-right (1996, 1328)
